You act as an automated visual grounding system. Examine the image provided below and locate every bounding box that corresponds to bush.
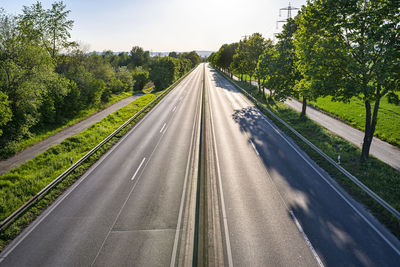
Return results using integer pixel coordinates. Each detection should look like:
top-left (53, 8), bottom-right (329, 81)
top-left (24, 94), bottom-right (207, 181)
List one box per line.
top-left (87, 79), bottom-right (106, 107)
top-left (132, 70), bottom-right (149, 91)
top-left (149, 57), bottom-right (180, 90)
top-left (109, 78), bottom-right (124, 94)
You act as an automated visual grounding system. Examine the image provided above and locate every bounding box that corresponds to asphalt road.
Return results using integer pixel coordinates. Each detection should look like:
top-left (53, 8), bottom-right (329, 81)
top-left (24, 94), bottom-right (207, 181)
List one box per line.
top-left (0, 94), bottom-right (143, 175)
top-left (1, 64), bottom-right (399, 266)
top-left (208, 65), bottom-right (400, 266)
top-left (0, 66), bottom-right (203, 266)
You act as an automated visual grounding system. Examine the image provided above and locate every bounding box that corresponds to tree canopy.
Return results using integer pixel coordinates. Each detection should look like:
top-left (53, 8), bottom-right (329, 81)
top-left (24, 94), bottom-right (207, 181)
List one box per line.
top-left (0, 2), bottom-right (193, 157)
top-left (210, 0), bottom-right (400, 161)
top-left (295, 0), bottom-right (400, 161)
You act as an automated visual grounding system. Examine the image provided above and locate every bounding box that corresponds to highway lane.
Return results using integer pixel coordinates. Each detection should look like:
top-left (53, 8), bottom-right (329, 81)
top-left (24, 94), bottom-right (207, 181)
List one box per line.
top-left (206, 65), bottom-right (400, 266)
top-left (205, 66), bottom-right (320, 266)
top-left (0, 65), bottom-right (203, 266)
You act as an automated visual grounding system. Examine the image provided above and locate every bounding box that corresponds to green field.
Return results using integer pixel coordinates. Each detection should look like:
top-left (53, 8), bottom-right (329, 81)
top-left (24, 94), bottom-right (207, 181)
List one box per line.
top-left (310, 96), bottom-right (400, 147)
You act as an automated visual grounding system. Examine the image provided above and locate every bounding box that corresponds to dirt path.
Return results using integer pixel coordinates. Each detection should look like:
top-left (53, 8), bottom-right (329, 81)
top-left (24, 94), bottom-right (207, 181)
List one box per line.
top-left (0, 95), bottom-right (141, 175)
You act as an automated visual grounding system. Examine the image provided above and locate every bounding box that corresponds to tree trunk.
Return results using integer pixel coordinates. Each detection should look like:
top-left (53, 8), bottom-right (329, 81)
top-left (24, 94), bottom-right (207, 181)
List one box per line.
top-left (262, 87), bottom-right (266, 100)
top-left (301, 96), bottom-right (307, 117)
top-left (52, 29), bottom-right (56, 58)
top-left (360, 95), bottom-right (381, 162)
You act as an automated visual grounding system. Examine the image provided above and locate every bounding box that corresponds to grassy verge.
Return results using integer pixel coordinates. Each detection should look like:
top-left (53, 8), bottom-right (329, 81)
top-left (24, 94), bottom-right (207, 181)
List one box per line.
top-left (218, 70), bottom-right (400, 239)
top-left (0, 91), bottom-right (134, 160)
top-left (232, 72), bottom-right (400, 148)
top-left (142, 86), bottom-right (155, 94)
top-left (309, 96), bottom-right (400, 147)
top-left (0, 69), bottom-right (193, 251)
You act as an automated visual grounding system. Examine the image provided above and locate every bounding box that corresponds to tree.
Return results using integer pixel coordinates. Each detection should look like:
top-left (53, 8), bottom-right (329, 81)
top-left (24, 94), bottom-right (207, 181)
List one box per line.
top-left (129, 46), bottom-right (150, 68)
top-left (132, 67), bottom-right (149, 91)
top-left (19, 1), bottom-right (74, 58)
top-left (86, 53), bottom-right (115, 84)
top-left (149, 57), bottom-right (186, 90)
top-left (149, 57), bottom-right (176, 90)
top-left (230, 34), bottom-right (266, 91)
top-left (117, 52), bottom-right (129, 67)
top-left (208, 52), bottom-right (218, 67)
top-left (231, 39), bottom-right (248, 81)
top-left (257, 19), bottom-right (300, 103)
top-left (246, 33), bottom-right (267, 93)
top-left (0, 8), bottom-right (57, 141)
top-left (295, 0), bottom-right (400, 161)
top-left (177, 58), bottom-right (191, 76)
top-left (0, 90), bottom-right (11, 137)
top-left (116, 66), bottom-right (133, 91)
top-left (46, 1), bottom-right (74, 57)
top-left (168, 51), bottom-right (178, 58)
top-left (215, 43), bottom-right (238, 78)
top-left (180, 51), bottom-right (200, 68)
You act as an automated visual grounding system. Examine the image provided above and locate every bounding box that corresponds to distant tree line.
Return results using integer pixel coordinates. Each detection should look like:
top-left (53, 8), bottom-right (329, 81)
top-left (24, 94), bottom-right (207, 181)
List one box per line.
top-left (150, 51), bottom-right (200, 90)
top-left (209, 0), bottom-right (400, 162)
top-left (0, 1), bottom-right (199, 155)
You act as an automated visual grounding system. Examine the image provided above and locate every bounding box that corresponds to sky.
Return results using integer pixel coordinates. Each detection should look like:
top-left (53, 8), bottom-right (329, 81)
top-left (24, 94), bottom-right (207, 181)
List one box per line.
top-left (1, 0), bottom-right (307, 52)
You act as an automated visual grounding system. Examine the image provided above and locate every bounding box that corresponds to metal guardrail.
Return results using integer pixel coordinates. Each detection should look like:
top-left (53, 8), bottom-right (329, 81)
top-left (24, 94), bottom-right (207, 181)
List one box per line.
top-left (0, 68), bottom-right (196, 232)
top-left (218, 70), bottom-right (400, 221)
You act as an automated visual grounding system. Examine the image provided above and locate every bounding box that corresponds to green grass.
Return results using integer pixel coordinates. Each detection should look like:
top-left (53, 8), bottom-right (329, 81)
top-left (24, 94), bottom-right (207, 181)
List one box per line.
top-left (0, 91), bottom-right (134, 160)
top-left (0, 69), bottom-right (194, 252)
top-left (309, 96), bottom-right (400, 147)
top-left (231, 71), bottom-right (263, 84)
top-left (230, 70), bottom-right (400, 148)
top-left (142, 85), bottom-right (155, 94)
top-left (219, 70), bottom-right (400, 239)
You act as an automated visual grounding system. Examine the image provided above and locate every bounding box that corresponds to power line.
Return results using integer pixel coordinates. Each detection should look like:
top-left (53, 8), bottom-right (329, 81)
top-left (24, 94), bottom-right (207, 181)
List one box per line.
top-left (275, 2), bottom-right (299, 30)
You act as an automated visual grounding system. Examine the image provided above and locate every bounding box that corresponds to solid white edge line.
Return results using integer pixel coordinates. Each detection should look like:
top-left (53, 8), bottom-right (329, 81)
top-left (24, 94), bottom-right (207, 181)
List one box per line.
top-left (259, 109), bottom-right (400, 256)
top-left (169, 66), bottom-right (202, 267)
top-left (290, 211), bottom-right (325, 267)
top-left (249, 139), bottom-right (260, 156)
top-left (160, 123), bottom-right (167, 133)
top-left (131, 157), bottom-right (146, 180)
top-left (206, 68), bottom-right (234, 267)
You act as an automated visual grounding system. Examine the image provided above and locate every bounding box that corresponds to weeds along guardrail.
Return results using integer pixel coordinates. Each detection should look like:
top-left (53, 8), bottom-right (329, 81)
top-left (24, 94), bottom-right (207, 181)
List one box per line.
top-left (0, 67), bottom-right (198, 232)
top-left (216, 69), bottom-right (400, 221)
